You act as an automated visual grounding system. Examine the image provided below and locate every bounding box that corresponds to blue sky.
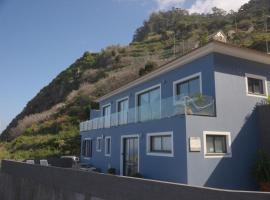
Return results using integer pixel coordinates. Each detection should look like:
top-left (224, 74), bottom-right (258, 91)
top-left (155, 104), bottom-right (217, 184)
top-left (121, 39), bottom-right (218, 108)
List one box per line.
top-left (0, 0), bottom-right (249, 133)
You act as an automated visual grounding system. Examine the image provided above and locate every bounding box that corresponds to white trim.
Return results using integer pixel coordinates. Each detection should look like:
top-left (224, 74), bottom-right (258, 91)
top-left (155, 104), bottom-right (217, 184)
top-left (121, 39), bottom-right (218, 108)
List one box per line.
top-left (82, 138), bottom-right (92, 159)
top-left (135, 84), bottom-right (162, 122)
top-left (245, 73), bottom-right (268, 98)
top-left (173, 72), bottom-right (202, 105)
top-left (97, 41), bottom-right (270, 102)
top-left (120, 134), bottom-right (140, 176)
top-left (203, 131), bottom-right (232, 158)
top-left (116, 96), bottom-right (129, 125)
top-left (96, 137), bottom-right (102, 152)
top-left (104, 136), bottom-right (111, 157)
top-left (146, 131), bottom-right (174, 157)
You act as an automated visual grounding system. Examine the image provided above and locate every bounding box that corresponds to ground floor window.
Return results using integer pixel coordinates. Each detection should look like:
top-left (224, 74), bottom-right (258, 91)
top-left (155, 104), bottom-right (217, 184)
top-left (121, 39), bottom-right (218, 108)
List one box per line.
top-left (96, 137), bottom-right (102, 152)
top-left (82, 139), bottom-right (92, 158)
top-left (203, 131), bottom-right (231, 158)
top-left (147, 132), bottom-right (173, 157)
top-left (105, 136), bottom-right (111, 156)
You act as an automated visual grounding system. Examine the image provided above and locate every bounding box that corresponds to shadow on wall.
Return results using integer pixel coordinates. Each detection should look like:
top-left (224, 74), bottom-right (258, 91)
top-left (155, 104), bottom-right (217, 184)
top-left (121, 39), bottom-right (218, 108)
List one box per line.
top-left (205, 108), bottom-right (259, 191)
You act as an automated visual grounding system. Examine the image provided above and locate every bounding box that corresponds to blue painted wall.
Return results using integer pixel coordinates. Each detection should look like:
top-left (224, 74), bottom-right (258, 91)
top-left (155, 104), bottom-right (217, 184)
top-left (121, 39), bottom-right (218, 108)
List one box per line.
top-left (81, 52), bottom-right (270, 190)
top-left (81, 115), bottom-right (187, 183)
top-left (98, 54), bottom-right (215, 114)
top-left (186, 53), bottom-right (270, 190)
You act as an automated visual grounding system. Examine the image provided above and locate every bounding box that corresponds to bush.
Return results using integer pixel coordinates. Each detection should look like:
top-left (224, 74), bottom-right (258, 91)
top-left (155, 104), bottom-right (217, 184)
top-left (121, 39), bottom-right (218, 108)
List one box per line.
top-left (107, 168), bottom-right (116, 175)
top-left (131, 173), bottom-right (143, 178)
top-left (139, 61), bottom-right (158, 76)
top-left (254, 151), bottom-right (270, 183)
top-left (267, 96), bottom-right (270, 105)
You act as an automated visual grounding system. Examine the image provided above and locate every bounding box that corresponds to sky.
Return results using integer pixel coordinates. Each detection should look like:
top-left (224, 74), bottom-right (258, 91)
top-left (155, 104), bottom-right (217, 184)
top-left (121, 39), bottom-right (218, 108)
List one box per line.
top-left (0, 0), bottom-right (249, 133)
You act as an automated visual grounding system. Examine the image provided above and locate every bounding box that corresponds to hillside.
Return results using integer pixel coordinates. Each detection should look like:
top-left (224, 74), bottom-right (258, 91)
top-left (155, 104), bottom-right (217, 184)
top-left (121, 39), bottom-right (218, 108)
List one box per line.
top-left (1, 0), bottom-right (270, 159)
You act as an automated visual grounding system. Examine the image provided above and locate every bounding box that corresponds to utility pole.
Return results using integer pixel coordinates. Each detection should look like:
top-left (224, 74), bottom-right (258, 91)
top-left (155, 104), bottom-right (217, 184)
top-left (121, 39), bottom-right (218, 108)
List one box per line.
top-left (173, 32), bottom-right (176, 57)
top-left (265, 15), bottom-right (270, 54)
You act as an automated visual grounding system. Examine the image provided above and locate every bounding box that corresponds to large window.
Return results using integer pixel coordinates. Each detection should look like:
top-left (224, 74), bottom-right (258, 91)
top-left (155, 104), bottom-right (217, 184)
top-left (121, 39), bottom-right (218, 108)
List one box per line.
top-left (102, 104), bottom-right (111, 128)
top-left (96, 137), bottom-right (102, 152)
top-left (82, 139), bottom-right (92, 158)
top-left (105, 136), bottom-right (111, 156)
top-left (117, 98), bottom-right (128, 125)
top-left (147, 132), bottom-right (173, 157)
top-left (203, 131), bottom-right (231, 158)
top-left (175, 75), bottom-right (201, 100)
top-left (246, 74), bottom-right (267, 97)
top-left (137, 86), bottom-right (161, 122)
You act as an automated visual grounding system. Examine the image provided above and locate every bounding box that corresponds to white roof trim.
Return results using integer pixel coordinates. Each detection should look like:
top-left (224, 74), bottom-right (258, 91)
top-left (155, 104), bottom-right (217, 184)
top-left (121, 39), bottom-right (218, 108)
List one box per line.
top-left (97, 41), bottom-right (270, 102)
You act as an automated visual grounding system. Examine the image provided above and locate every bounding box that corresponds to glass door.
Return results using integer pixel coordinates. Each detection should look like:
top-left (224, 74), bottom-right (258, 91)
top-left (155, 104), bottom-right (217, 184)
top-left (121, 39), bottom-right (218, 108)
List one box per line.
top-left (123, 137), bottom-right (139, 176)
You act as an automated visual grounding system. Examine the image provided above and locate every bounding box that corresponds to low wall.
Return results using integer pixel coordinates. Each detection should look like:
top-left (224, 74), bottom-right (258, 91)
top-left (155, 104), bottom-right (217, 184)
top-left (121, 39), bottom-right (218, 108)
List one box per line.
top-left (0, 160), bottom-right (269, 200)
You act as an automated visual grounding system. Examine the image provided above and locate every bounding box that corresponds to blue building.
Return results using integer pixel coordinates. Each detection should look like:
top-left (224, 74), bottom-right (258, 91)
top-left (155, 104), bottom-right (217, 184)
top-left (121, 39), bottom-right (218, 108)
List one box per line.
top-left (80, 41), bottom-right (270, 190)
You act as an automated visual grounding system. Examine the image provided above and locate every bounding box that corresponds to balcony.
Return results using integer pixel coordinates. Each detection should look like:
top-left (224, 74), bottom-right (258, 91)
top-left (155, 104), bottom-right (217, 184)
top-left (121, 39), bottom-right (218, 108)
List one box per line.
top-left (80, 95), bottom-right (215, 132)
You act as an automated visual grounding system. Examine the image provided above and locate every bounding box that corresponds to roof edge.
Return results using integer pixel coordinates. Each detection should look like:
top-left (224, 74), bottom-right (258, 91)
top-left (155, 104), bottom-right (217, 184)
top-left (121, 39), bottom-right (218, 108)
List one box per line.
top-left (96, 41), bottom-right (270, 102)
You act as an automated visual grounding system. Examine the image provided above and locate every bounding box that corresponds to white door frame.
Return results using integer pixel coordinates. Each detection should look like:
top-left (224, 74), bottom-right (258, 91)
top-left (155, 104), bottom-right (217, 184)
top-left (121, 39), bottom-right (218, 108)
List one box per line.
top-left (120, 134), bottom-right (140, 176)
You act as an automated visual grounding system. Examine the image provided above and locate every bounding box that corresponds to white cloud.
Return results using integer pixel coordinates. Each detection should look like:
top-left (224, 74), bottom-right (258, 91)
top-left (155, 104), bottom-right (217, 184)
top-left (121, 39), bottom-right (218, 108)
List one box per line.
top-left (153, 0), bottom-right (249, 13)
top-left (155, 0), bottom-right (186, 10)
top-left (189, 0), bottom-right (250, 14)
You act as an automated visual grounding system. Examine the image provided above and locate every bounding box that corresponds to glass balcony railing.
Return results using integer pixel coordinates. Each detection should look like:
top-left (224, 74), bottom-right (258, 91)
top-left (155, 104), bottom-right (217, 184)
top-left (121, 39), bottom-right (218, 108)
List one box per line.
top-left (80, 95), bottom-right (215, 132)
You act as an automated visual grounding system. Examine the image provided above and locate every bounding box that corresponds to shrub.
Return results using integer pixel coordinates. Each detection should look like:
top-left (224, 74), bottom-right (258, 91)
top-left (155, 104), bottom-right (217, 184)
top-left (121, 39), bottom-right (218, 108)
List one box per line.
top-left (254, 151), bottom-right (270, 183)
top-left (267, 96), bottom-right (270, 105)
top-left (139, 61), bottom-right (158, 76)
top-left (107, 168), bottom-right (116, 175)
top-left (131, 173), bottom-right (143, 178)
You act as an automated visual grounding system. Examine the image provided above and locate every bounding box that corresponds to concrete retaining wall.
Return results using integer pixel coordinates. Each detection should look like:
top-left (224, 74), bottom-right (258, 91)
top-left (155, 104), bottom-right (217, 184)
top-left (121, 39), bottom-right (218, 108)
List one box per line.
top-left (0, 160), bottom-right (269, 200)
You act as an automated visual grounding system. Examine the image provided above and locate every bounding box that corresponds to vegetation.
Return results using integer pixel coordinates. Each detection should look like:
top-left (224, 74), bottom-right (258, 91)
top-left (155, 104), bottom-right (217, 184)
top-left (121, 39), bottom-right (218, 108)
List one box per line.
top-left (139, 61), bottom-right (158, 76)
top-left (254, 151), bottom-right (270, 183)
top-left (107, 168), bottom-right (116, 175)
top-left (1, 0), bottom-right (270, 160)
top-left (267, 96), bottom-right (270, 104)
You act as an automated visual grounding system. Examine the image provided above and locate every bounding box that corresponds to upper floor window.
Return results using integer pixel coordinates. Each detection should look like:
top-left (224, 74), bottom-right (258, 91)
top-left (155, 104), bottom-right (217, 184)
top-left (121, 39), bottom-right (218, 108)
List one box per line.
top-left (102, 104), bottom-right (111, 128)
top-left (82, 139), bottom-right (92, 158)
top-left (173, 73), bottom-right (202, 102)
top-left (117, 98), bottom-right (128, 125)
top-left (137, 85), bottom-right (161, 122)
top-left (246, 74), bottom-right (268, 97)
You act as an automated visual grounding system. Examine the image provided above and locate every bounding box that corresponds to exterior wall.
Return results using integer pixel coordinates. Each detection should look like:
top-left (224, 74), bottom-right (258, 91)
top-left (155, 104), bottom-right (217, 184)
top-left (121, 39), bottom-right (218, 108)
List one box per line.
top-left (81, 51), bottom-right (270, 190)
top-left (98, 54), bottom-right (215, 115)
top-left (185, 53), bottom-right (270, 190)
top-left (81, 115), bottom-right (188, 184)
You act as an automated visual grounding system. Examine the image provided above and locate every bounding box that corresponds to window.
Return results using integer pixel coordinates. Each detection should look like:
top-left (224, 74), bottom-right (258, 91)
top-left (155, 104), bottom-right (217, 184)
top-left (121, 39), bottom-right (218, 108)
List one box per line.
top-left (137, 85), bottom-right (161, 122)
top-left (105, 136), bottom-right (111, 156)
top-left (96, 137), bottom-right (102, 152)
top-left (206, 135), bottom-right (227, 154)
top-left (117, 98), bottom-right (128, 125)
top-left (246, 74), bottom-right (268, 97)
top-left (174, 73), bottom-right (201, 101)
top-left (102, 104), bottom-right (111, 128)
top-left (203, 131), bottom-right (231, 158)
top-left (82, 139), bottom-right (92, 158)
top-left (147, 132), bottom-right (173, 157)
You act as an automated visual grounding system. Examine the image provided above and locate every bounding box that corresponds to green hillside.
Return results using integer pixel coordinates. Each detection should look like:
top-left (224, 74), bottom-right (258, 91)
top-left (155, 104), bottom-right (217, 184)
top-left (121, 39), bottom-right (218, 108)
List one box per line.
top-left (1, 0), bottom-right (270, 160)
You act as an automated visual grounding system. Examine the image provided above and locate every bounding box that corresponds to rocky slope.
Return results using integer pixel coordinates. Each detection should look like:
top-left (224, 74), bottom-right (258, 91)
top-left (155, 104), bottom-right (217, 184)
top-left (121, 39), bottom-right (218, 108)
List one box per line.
top-left (1, 0), bottom-right (270, 159)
